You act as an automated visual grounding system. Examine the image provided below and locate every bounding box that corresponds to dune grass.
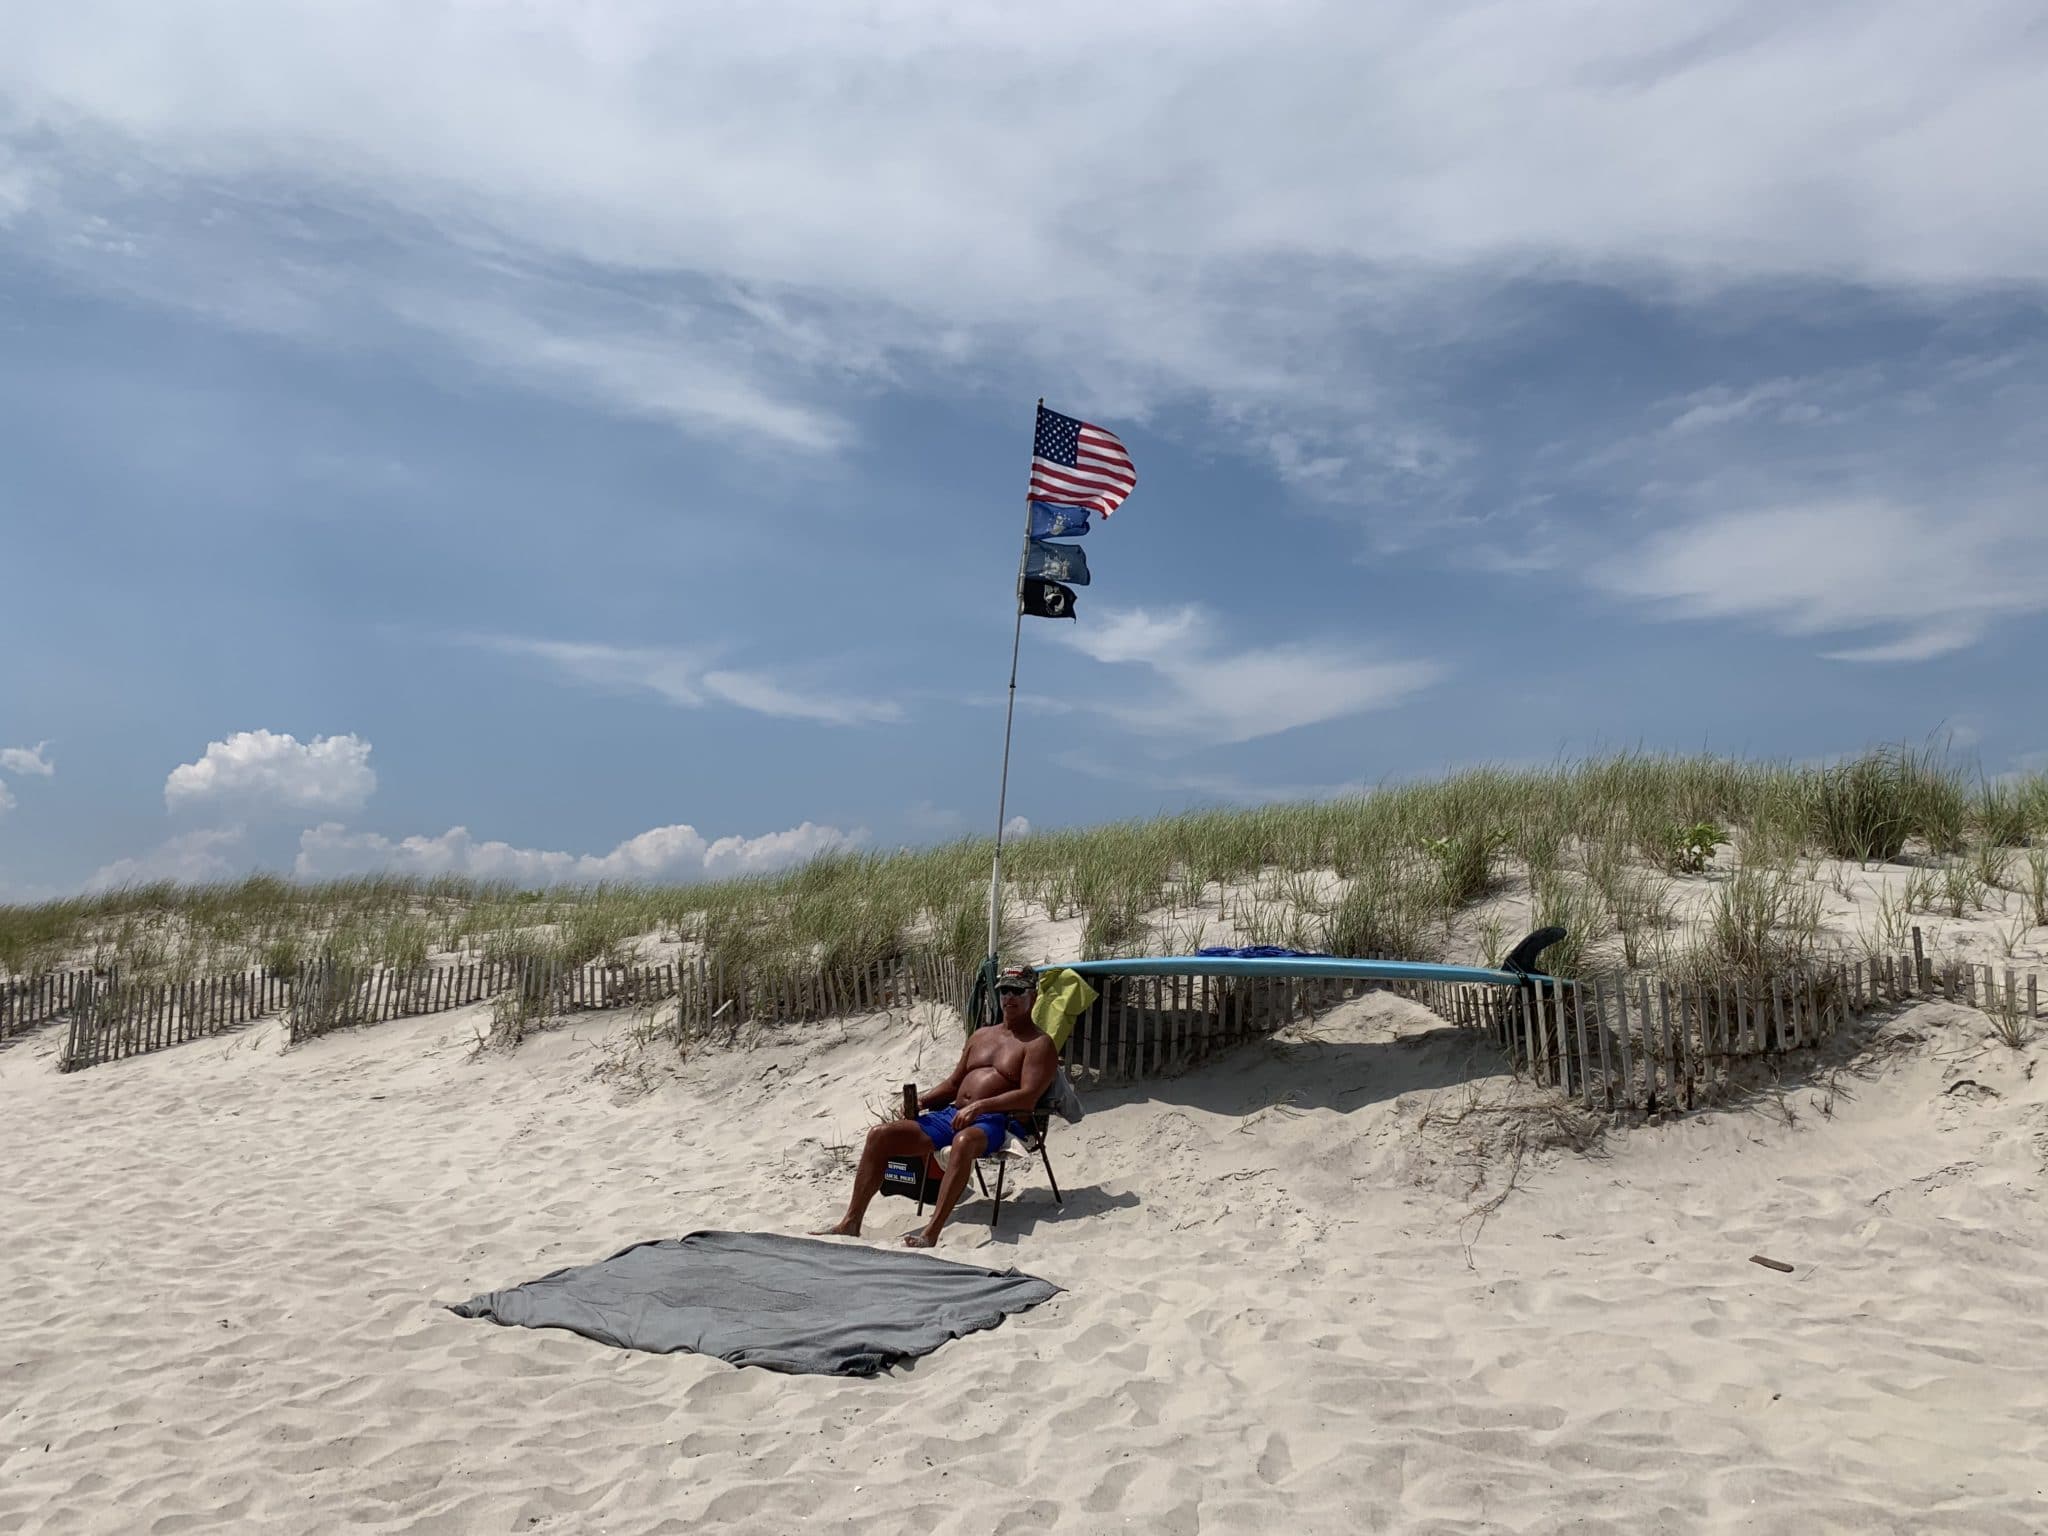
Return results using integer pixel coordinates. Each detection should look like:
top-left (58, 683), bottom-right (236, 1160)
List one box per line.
top-left (5, 747), bottom-right (2045, 992)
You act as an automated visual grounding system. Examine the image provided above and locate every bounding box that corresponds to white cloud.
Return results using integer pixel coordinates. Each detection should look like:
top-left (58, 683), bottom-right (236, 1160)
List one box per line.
top-left (1821, 626), bottom-right (1987, 665)
top-left (1591, 496), bottom-right (2047, 663)
top-left (0, 742), bottom-right (48, 816)
top-left (413, 296), bottom-right (850, 452)
top-left (477, 636), bottom-right (903, 726)
top-left (1061, 605), bottom-right (1442, 744)
top-left (164, 730), bottom-right (377, 814)
top-left (6, 1), bottom-right (2044, 495)
top-left (1492, 332), bottom-right (2048, 661)
top-left (1661, 377), bottom-right (1846, 436)
top-left (293, 818), bottom-right (859, 884)
top-left (0, 742), bottom-right (55, 776)
top-left (87, 827), bottom-right (246, 891)
top-left (700, 670), bottom-right (893, 727)
top-left (8, 0), bottom-right (2048, 671)
top-left (1068, 609), bottom-right (1205, 667)
top-left (1003, 816), bottom-right (1030, 840)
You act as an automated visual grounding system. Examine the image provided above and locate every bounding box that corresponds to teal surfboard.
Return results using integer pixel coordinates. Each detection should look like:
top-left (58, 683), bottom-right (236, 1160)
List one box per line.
top-left (1041, 956), bottom-right (1527, 988)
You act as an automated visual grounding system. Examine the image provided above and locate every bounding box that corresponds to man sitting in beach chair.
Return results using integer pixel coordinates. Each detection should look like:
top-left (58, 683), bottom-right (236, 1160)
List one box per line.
top-left (815, 965), bottom-right (1058, 1248)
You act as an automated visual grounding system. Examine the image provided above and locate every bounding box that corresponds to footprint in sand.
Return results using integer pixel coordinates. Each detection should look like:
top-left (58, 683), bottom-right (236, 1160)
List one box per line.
top-left (996, 1497), bottom-right (1062, 1532)
top-left (1062, 1320), bottom-right (1127, 1363)
top-left (1081, 1459), bottom-right (1144, 1513)
top-left (1045, 1393), bottom-right (1122, 1436)
top-left (1255, 1429), bottom-right (1293, 1485)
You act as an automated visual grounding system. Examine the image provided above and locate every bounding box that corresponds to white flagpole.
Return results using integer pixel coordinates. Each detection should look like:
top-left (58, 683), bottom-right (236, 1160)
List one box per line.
top-left (987, 397), bottom-right (1043, 966)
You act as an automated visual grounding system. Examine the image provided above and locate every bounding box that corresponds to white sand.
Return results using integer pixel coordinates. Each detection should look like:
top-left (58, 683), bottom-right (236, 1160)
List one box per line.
top-left (3, 991), bottom-right (2045, 1534)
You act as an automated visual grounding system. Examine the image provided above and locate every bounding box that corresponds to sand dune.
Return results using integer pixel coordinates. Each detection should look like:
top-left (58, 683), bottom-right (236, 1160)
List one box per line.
top-left (2, 990), bottom-right (2044, 1534)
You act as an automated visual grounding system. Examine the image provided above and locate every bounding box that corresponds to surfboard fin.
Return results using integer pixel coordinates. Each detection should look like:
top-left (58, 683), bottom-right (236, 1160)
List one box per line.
top-left (1499, 926), bottom-right (1567, 978)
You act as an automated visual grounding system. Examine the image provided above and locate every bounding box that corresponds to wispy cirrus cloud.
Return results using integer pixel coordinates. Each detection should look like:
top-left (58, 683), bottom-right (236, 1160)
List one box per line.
top-left (5, 0), bottom-right (2047, 687)
top-left (393, 289), bottom-right (853, 453)
top-left (1580, 344), bottom-right (2048, 661)
top-left (7, 1), bottom-right (2045, 503)
top-left (475, 636), bottom-right (903, 726)
top-left (1059, 606), bottom-right (1442, 745)
top-left (1591, 495), bottom-right (2043, 664)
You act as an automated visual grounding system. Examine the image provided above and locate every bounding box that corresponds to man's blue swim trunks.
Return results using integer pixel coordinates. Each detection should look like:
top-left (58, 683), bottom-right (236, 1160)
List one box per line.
top-left (916, 1105), bottom-right (1024, 1158)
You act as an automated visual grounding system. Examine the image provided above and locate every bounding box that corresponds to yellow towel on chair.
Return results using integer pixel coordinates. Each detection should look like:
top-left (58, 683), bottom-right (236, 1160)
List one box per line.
top-left (1033, 968), bottom-right (1098, 1053)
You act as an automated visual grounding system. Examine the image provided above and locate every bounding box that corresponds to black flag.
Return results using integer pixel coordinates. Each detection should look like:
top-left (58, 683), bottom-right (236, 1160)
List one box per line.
top-left (1020, 578), bottom-right (1077, 620)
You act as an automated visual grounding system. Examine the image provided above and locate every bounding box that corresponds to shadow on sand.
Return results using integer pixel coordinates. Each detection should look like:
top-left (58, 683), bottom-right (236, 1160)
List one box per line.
top-left (967, 1182), bottom-right (1143, 1243)
top-left (1076, 1013), bottom-right (1512, 1121)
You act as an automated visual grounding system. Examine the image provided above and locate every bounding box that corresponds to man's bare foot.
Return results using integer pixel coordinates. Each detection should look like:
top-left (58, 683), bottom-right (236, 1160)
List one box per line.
top-left (902, 1230), bottom-right (939, 1248)
top-left (811, 1218), bottom-right (861, 1237)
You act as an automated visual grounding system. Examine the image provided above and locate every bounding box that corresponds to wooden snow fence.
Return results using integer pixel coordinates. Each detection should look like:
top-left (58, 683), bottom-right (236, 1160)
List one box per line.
top-left (55, 952), bottom-right (975, 1071)
top-left (54, 960), bottom-right (521, 1065)
top-left (1412, 944), bottom-right (2043, 1117)
top-left (42, 926), bottom-right (2044, 1096)
top-left (56, 969), bottom-right (295, 1068)
top-left (2, 969), bottom-right (99, 1042)
top-left (1053, 936), bottom-right (2044, 1116)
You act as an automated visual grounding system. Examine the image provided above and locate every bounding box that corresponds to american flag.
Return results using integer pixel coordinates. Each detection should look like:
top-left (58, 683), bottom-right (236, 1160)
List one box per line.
top-left (1029, 404), bottom-right (1137, 517)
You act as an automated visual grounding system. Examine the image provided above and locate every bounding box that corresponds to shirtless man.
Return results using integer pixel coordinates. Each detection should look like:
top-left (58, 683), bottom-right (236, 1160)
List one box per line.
top-left (815, 965), bottom-right (1057, 1248)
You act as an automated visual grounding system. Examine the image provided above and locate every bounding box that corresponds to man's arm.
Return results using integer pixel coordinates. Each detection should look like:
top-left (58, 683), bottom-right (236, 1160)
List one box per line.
top-left (956, 1036), bottom-right (1057, 1119)
top-left (915, 1036), bottom-right (978, 1111)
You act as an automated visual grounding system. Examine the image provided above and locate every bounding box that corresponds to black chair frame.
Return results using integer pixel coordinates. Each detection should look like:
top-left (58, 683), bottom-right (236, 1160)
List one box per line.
top-left (917, 1107), bottom-right (1064, 1230)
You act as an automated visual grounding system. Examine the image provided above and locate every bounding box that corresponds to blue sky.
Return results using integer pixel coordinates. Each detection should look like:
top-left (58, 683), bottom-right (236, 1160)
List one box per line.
top-left (2, 1), bottom-right (2045, 899)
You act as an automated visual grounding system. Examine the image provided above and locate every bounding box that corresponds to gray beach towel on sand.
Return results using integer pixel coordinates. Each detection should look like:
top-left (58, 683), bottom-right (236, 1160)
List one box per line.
top-left (446, 1230), bottom-right (1060, 1376)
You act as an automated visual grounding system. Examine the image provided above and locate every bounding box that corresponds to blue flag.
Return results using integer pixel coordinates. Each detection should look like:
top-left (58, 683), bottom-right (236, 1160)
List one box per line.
top-left (1029, 501), bottom-right (1091, 539)
top-left (1026, 539), bottom-right (1091, 587)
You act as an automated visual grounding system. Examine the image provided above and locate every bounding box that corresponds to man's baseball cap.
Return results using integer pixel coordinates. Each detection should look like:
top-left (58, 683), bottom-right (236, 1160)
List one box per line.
top-left (995, 965), bottom-right (1037, 994)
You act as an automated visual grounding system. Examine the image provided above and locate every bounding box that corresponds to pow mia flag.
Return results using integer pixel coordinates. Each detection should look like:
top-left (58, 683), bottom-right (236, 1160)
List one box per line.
top-left (1020, 578), bottom-right (1077, 620)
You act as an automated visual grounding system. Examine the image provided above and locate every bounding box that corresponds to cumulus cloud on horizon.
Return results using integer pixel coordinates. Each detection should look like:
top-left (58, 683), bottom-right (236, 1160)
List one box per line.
top-left (293, 818), bottom-right (861, 885)
top-left (86, 827), bottom-right (247, 891)
top-left (164, 730), bottom-right (377, 816)
top-left (80, 815), bottom-right (858, 894)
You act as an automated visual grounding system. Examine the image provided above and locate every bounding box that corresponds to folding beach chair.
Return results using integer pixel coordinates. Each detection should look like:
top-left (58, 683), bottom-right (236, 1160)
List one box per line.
top-left (878, 1078), bottom-right (1070, 1230)
top-left (955, 1090), bottom-right (1064, 1231)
